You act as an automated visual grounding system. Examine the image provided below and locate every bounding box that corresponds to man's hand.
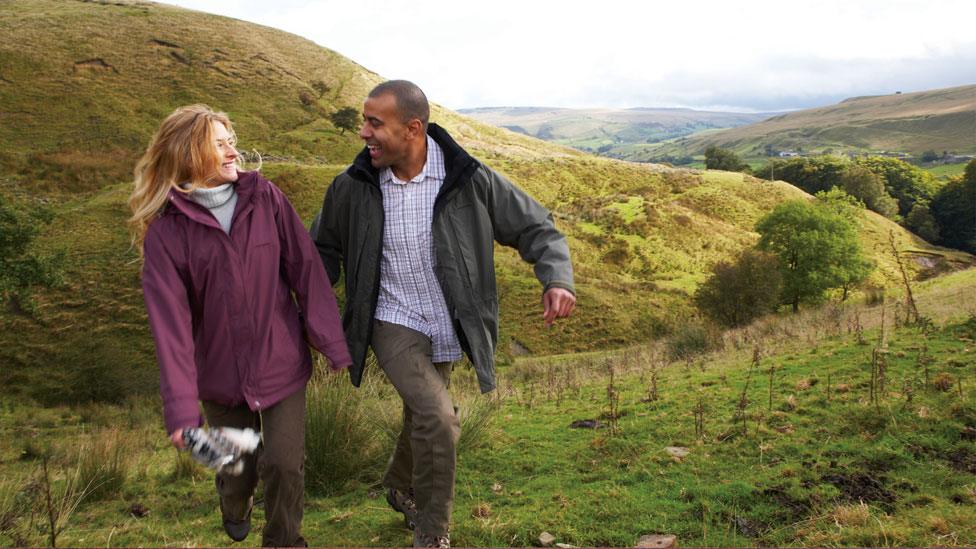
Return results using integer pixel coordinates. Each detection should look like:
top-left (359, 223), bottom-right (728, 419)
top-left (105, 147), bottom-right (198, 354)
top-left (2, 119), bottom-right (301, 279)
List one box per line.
top-left (542, 288), bottom-right (576, 327)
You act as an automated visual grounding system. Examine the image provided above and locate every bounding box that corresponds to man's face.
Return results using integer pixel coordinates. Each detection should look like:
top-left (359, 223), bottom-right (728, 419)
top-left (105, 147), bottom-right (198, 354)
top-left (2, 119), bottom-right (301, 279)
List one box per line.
top-left (359, 93), bottom-right (411, 170)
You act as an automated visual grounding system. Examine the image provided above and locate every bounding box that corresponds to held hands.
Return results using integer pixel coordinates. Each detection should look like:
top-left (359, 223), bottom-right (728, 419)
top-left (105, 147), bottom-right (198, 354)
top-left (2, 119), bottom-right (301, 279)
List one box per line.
top-left (542, 287), bottom-right (576, 328)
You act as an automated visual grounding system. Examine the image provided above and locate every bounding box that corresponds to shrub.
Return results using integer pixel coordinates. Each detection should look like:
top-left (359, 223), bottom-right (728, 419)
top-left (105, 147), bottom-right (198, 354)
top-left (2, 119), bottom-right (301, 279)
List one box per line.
top-left (704, 146), bottom-right (749, 173)
top-left (933, 372), bottom-right (955, 392)
top-left (666, 320), bottom-right (723, 361)
top-left (694, 249), bottom-right (783, 328)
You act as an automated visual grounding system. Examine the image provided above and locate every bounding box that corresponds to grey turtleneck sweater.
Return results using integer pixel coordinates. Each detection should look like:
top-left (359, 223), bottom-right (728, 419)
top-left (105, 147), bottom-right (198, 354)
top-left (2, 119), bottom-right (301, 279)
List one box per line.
top-left (188, 183), bottom-right (238, 234)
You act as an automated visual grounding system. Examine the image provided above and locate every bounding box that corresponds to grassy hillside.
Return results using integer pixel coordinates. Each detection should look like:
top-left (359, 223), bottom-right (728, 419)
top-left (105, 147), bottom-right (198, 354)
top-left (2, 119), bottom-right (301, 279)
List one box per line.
top-left (643, 85), bottom-right (976, 161)
top-left (460, 106), bottom-right (773, 160)
top-left (0, 0), bottom-right (972, 405)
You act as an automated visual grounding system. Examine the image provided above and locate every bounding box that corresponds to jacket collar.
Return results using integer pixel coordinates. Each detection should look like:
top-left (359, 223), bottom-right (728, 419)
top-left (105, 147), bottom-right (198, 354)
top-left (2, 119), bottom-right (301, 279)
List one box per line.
top-left (165, 171), bottom-right (259, 229)
top-left (348, 123), bottom-right (477, 188)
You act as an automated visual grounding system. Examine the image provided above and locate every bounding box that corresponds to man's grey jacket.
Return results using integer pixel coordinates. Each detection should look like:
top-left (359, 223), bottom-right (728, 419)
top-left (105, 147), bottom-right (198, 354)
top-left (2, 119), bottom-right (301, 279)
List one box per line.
top-left (311, 123), bottom-right (574, 393)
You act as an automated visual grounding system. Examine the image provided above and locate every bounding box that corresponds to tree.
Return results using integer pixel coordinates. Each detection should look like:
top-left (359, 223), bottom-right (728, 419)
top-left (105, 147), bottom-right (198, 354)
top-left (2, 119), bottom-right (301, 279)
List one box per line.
top-left (0, 194), bottom-right (65, 314)
top-left (930, 159), bottom-right (976, 253)
top-left (839, 165), bottom-right (899, 219)
top-left (904, 201), bottom-right (940, 243)
top-left (757, 155), bottom-right (849, 195)
top-left (310, 79), bottom-right (331, 98)
top-left (704, 146), bottom-right (749, 173)
top-left (329, 106), bottom-right (359, 135)
top-left (756, 199), bottom-right (872, 312)
top-left (694, 249), bottom-right (783, 328)
top-left (853, 156), bottom-right (938, 217)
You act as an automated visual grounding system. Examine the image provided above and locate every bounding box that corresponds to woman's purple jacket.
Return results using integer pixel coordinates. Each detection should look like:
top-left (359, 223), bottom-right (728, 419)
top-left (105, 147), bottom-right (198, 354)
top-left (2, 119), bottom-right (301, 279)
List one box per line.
top-left (141, 171), bottom-right (352, 433)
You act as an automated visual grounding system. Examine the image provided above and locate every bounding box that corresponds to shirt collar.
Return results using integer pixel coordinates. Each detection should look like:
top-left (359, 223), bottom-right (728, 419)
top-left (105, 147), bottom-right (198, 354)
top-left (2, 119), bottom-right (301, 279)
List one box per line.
top-left (380, 135), bottom-right (445, 186)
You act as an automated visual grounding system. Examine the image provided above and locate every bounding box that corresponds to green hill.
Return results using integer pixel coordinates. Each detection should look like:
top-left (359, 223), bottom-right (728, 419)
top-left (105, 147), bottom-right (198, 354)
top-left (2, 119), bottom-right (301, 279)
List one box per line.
top-left (0, 0), bottom-right (972, 404)
top-left (644, 85), bottom-right (976, 160)
top-left (459, 106), bottom-right (773, 160)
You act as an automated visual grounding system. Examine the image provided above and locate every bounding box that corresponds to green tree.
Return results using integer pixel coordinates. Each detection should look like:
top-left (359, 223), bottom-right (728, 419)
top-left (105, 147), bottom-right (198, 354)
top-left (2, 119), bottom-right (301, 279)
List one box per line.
top-left (311, 79), bottom-right (331, 98)
top-left (704, 146), bottom-right (749, 173)
top-left (815, 187), bottom-right (864, 222)
top-left (853, 156), bottom-right (939, 217)
top-left (757, 155), bottom-right (849, 195)
top-left (694, 249), bottom-right (783, 328)
top-left (756, 199), bottom-right (872, 312)
top-left (839, 165), bottom-right (899, 219)
top-left (904, 201), bottom-right (940, 243)
top-left (0, 194), bottom-right (65, 314)
top-left (930, 159), bottom-right (976, 253)
top-left (329, 106), bottom-right (360, 135)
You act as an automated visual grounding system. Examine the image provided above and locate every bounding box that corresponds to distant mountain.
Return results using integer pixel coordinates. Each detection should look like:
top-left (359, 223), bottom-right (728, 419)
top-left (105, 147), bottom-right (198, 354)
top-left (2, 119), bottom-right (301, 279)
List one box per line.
top-left (647, 84), bottom-right (976, 161)
top-left (458, 106), bottom-right (775, 160)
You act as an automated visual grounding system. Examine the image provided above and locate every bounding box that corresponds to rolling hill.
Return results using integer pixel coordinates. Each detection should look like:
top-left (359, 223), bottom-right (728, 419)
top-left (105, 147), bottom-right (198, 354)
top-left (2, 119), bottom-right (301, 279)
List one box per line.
top-left (0, 0), bottom-right (971, 404)
top-left (642, 85), bottom-right (976, 161)
top-left (459, 106), bottom-right (774, 160)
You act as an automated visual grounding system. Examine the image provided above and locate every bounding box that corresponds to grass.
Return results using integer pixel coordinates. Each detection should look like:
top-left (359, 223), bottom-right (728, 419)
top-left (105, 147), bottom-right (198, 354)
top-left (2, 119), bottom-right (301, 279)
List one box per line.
top-left (1, 271), bottom-right (975, 546)
top-left (923, 162), bottom-right (969, 180)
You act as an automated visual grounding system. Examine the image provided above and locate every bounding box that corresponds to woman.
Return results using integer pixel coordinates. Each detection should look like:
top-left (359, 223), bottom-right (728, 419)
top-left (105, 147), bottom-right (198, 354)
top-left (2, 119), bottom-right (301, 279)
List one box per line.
top-left (128, 105), bottom-right (351, 547)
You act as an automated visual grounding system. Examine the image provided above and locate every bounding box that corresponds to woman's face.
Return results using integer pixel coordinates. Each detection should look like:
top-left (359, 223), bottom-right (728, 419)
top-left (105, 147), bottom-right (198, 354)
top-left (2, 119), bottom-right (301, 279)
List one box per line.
top-left (212, 121), bottom-right (239, 184)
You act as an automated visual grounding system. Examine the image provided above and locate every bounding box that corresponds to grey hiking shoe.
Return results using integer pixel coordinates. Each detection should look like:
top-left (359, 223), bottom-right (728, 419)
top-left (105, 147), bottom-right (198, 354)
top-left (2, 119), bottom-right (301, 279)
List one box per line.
top-left (217, 480), bottom-right (252, 543)
top-left (385, 487), bottom-right (418, 530)
top-left (413, 528), bottom-right (450, 549)
top-left (222, 509), bottom-right (251, 542)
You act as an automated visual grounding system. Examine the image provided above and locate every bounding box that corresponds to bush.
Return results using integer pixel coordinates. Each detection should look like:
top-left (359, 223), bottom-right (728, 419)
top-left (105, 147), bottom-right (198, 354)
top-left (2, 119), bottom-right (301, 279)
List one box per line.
top-left (666, 320), bottom-right (723, 361)
top-left (704, 146), bottom-right (749, 173)
top-left (0, 194), bottom-right (65, 314)
top-left (694, 249), bottom-right (783, 328)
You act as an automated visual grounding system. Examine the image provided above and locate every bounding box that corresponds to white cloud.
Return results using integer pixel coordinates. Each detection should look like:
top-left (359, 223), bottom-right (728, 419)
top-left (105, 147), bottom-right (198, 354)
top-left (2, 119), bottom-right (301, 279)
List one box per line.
top-left (160, 0), bottom-right (976, 110)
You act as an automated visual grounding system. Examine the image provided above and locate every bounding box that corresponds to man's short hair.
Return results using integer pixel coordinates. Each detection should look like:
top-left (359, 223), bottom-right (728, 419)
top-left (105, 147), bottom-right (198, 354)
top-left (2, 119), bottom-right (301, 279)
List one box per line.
top-left (369, 80), bottom-right (430, 131)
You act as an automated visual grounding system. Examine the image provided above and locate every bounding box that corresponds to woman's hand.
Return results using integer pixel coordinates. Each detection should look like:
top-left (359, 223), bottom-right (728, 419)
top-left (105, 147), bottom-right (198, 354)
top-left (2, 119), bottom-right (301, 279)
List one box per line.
top-left (169, 428), bottom-right (187, 449)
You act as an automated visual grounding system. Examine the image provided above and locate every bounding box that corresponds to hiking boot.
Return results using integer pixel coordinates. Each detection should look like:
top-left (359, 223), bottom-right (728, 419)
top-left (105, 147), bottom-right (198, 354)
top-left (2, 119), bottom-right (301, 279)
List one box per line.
top-left (217, 483), bottom-right (252, 543)
top-left (413, 527), bottom-right (450, 549)
top-left (385, 487), bottom-right (418, 529)
top-left (222, 509), bottom-right (251, 542)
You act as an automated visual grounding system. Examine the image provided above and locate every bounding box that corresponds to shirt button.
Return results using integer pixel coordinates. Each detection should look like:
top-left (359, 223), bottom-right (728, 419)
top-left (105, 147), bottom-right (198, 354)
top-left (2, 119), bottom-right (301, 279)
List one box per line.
top-left (254, 400), bottom-right (261, 407)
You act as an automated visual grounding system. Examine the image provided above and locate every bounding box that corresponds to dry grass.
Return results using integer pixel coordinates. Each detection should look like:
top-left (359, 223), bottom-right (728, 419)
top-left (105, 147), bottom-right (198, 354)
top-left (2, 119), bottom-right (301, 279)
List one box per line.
top-left (832, 502), bottom-right (871, 527)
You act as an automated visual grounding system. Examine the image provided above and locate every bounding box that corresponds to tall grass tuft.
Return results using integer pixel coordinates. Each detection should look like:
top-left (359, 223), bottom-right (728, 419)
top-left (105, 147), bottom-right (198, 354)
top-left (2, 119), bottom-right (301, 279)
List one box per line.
top-left (455, 391), bottom-right (500, 452)
top-left (171, 449), bottom-right (207, 481)
top-left (304, 357), bottom-right (391, 496)
top-left (39, 455), bottom-right (94, 548)
top-left (77, 428), bottom-right (130, 500)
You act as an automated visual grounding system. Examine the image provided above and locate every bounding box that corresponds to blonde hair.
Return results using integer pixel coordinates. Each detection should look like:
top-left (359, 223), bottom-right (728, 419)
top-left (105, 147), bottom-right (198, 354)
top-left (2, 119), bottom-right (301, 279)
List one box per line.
top-left (127, 104), bottom-right (240, 256)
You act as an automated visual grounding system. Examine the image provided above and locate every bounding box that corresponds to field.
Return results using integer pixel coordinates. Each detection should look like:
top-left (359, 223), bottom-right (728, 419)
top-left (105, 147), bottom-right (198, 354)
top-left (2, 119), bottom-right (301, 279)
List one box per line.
top-left (2, 269), bottom-right (975, 547)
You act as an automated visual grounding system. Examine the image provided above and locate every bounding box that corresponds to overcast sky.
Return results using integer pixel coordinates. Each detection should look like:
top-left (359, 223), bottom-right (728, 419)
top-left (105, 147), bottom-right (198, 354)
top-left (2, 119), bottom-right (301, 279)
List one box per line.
top-left (161, 0), bottom-right (976, 112)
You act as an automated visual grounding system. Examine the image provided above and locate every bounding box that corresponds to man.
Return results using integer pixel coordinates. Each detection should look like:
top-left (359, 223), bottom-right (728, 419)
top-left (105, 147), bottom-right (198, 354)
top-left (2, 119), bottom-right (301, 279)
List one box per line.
top-left (312, 80), bottom-right (575, 548)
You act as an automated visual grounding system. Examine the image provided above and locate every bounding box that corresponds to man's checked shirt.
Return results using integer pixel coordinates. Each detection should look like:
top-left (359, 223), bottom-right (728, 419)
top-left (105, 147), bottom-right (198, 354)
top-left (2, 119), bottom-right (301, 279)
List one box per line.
top-left (374, 135), bottom-right (463, 362)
